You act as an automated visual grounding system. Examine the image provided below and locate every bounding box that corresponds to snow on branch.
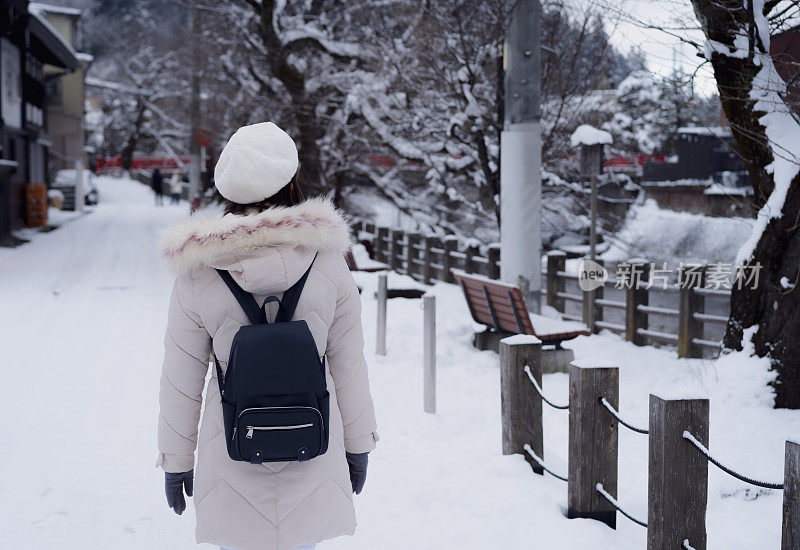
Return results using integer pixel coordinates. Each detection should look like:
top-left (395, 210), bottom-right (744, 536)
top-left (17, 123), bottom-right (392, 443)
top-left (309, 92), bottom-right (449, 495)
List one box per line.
top-left (281, 24), bottom-right (376, 60)
top-left (86, 77), bottom-right (152, 96)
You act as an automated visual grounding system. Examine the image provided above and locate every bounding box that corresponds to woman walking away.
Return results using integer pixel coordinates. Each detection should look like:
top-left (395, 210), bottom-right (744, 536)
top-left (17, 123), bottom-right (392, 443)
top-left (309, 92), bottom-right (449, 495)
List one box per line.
top-left (169, 171), bottom-right (182, 204)
top-left (152, 168), bottom-right (164, 205)
top-left (157, 122), bottom-right (379, 550)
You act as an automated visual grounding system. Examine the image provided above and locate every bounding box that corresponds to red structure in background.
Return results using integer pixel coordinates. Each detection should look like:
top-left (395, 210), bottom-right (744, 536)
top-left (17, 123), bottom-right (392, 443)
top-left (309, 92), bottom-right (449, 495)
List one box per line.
top-left (604, 153), bottom-right (666, 173)
top-left (95, 156), bottom-right (191, 174)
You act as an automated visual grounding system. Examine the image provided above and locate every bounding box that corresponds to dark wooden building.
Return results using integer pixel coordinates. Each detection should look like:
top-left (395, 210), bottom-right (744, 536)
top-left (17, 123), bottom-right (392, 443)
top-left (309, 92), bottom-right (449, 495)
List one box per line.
top-left (1, 0), bottom-right (77, 246)
top-left (772, 24), bottom-right (800, 115)
top-left (642, 126), bottom-right (747, 183)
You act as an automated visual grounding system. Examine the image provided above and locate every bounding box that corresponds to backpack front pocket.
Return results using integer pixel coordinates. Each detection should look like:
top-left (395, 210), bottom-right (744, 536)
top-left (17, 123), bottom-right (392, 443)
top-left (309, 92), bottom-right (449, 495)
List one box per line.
top-left (234, 406), bottom-right (324, 463)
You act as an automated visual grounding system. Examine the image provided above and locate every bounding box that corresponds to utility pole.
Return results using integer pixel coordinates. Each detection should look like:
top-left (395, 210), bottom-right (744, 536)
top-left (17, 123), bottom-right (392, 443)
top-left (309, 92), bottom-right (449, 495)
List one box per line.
top-left (500, 0), bottom-right (542, 313)
top-left (188, 0), bottom-right (201, 212)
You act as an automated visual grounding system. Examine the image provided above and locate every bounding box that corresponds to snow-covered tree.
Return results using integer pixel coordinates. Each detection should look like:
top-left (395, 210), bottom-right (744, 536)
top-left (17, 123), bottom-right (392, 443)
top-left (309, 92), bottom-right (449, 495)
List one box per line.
top-left (606, 69), bottom-right (719, 155)
top-left (87, 48), bottom-right (187, 169)
top-left (340, 0), bottom-right (641, 238)
top-left (691, 0), bottom-right (800, 407)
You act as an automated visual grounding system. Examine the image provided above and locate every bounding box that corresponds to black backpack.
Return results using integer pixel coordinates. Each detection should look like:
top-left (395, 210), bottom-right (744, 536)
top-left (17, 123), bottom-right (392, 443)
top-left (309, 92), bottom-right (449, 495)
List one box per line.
top-left (213, 254), bottom-right (329, 464)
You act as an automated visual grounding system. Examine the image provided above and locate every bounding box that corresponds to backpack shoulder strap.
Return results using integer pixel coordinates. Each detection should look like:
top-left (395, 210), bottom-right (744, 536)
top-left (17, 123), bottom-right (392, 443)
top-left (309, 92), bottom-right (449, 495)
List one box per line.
top-left (215, 269), bottom-right (264, 325)
top-left (277, 253), bottom-right (318, 322)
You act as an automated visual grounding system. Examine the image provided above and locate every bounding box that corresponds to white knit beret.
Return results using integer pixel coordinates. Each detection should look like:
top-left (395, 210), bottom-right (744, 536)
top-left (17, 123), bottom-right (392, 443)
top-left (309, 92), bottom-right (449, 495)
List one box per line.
top-left (214, 122), bottom-right (299, 204)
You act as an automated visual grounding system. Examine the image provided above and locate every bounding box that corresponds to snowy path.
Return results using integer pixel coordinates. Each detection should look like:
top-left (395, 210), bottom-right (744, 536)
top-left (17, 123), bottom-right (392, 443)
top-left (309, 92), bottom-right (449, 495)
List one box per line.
top-left (0, 176), bottom-right (795, 549)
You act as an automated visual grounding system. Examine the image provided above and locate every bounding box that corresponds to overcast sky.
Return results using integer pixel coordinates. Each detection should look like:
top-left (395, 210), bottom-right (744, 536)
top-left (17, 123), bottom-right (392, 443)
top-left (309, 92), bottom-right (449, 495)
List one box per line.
top-left (588, 0), bottom-right (719, 96)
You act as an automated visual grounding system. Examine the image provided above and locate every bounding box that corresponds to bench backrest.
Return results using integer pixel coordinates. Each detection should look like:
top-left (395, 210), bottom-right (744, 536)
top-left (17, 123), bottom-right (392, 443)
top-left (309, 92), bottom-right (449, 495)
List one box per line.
top-left (453, 270), bottom-right (535, 335)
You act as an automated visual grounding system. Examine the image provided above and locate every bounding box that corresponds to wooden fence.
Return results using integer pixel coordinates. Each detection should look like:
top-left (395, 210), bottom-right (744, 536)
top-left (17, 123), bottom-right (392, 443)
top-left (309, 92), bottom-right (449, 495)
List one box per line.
top-left (353, 220), bottom-right (731, 358)
top-left (354, 221), bottom-right (501, 284)
top-left (501, 336), bottom-right (798, 550)
top-left (353, 220), bottom-right (795, 547)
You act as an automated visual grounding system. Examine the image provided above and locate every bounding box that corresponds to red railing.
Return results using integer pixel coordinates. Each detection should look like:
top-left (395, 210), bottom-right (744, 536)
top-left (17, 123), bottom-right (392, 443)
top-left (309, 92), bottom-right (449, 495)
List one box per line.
top-left (95, 156), bottom-right (191, 174)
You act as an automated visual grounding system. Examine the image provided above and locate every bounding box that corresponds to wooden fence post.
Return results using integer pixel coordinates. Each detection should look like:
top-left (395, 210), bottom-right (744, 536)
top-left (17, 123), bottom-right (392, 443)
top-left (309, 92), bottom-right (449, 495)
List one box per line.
top-left (442, 236), bottom-right (458, 283)
top-left (568, 359), bottom-right (619, 528)
top-left (350, 220), bottom-right (362, 238)
top-left (582, 258), bottom-right (604, 332)
top-left (625, 259), bottom-right (651, 346)
top-left (487, 243), bottom-right (501, 280)
top-left (406, 232), bottom-right (421, 280)
top-left (390, 229), bottom-right (404, 272)
top-left (422, 236), bottom-right (435, 285)
top-left (783, 440), bottom-right (800, 550)
top-left (648, 395), bottom-right (709, 550)
top-left (375, 227), bottom-right (389, 264)
top-left (464, 243), bottom-right (480, 274)
top-left (546, 250), bottom-right (567, 312)
top-left (500, 335), bottom-right (543, 474)
top-left (364, 221), bottom-right (376, 235)
top-left (678, 265), bottom-right (707, 359)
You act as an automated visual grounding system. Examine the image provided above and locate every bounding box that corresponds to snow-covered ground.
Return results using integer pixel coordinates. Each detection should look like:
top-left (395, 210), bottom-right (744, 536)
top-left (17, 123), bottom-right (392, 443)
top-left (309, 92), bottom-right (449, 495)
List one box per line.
top-left (0, 176), bottom-right (795, 549)
top-left (604, 199), bottom-right (753, 266)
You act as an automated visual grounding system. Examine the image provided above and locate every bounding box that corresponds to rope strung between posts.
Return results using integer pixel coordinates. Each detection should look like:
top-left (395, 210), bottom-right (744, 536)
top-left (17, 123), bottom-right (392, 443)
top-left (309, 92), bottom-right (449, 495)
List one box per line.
top-left (599, 397), bottom-right (649, 435)
top-left (523, 365), bottom-right (569, 410)
top-left (523, 444), bottom-right (568, 482)
top-left (595, 483), bottom-right (648, 528)
top-left (683, 539), bottom-right (696, 550)
top-left (682, 431), bottom-right (784, 490)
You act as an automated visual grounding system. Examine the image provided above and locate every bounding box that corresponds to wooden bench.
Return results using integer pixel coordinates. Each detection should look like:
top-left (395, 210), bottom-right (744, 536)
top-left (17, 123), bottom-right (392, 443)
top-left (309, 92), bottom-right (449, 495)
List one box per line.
top-left (346, 243), bottom-right (390, 272)
top-left (347, 244), bottom-right (425, 299)
top-left (453, 270), bottom-right (590, 349)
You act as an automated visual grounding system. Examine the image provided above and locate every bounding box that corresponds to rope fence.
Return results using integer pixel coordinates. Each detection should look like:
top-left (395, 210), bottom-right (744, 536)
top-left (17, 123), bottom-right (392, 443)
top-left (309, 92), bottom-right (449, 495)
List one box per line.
top-left (523, 444), bottom-right (568, 482)
top-left (499, 338), bottom-right (797, 549)
top-left (599, 397), bottom-right (649, 435)
top-left (523, 365), bottom-right (569, 410)
top-left (682, 431), bottom-right (784, 490)
top-left (595, 483), bottom-right (648, 528)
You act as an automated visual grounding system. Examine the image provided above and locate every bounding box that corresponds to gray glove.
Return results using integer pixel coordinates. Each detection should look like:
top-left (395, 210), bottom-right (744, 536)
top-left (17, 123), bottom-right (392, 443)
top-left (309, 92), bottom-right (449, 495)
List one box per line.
top-left (346, 452), bottom-right (369, 495)
top-left (165, 470), bottom-right (194, 515)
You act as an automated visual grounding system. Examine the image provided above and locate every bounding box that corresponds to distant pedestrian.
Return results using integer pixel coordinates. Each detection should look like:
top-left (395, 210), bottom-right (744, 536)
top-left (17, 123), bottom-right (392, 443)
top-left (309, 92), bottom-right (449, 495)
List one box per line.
top-left (152, 168), bottom-right (164, 205)
top-left (169, 171), bottom-right (182, 204)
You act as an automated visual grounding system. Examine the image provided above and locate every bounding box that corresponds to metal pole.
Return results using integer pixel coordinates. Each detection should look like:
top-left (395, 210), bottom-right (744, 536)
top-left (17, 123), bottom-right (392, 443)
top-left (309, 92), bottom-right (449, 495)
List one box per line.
top-left (590, 174), bottom-right (597, 262)
top-left (188, 0), bottom-right (201, 210)
top-left (500, 0), bottom-right (542, 314)
top-left (423, 294), bottom-right (436, 413)
top-left (376, 273), bottom-right (387, 356)
top-left (74, 159), bottom-right (84, 213)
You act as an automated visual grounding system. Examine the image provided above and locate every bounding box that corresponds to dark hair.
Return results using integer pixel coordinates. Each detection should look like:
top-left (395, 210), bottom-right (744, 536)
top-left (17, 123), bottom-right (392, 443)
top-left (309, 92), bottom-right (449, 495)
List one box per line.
top-left (223, 175), bottom-right (303, 216)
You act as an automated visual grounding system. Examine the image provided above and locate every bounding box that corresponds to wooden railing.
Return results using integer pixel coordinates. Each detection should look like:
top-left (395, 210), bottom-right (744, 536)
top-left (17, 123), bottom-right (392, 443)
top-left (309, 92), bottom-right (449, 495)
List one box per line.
top-left (355, 221), bottom-right (500, 284)
top-left (353, 220), bottom-right (731, 358)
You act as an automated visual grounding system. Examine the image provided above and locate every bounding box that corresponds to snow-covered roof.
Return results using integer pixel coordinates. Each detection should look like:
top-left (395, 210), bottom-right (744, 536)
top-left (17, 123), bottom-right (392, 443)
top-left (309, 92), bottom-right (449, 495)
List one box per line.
top-left (677, 126), bottom-right (732, 138)
top-left (28, 11), bottom-right (78, 71)
top-left (640, 178), bottom-right (713, 187)
top-left (29, 2), bottom-right (82, 17)
top-left (570, 124), bottom-right (613, 147)
top-left (703, 185), bottom-right (752, 196)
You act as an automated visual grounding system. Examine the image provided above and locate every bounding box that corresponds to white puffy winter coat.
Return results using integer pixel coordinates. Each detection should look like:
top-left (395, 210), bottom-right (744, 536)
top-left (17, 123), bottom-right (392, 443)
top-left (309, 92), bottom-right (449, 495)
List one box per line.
top-left (157, 198), bottom-right (379, 550)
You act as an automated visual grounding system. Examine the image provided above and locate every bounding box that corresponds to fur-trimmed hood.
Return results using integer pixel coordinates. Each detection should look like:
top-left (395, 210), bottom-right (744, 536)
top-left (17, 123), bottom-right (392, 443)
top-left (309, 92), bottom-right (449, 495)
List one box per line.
top-left (160, 197), bottom-right (351, 275)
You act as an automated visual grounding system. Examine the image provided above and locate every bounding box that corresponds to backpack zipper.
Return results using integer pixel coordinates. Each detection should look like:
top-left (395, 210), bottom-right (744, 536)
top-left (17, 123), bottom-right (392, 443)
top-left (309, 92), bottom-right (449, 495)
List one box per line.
top-left (246, 423), bottom-right (314, 439)
top-left (233, 406), bottom-right (323, 441)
